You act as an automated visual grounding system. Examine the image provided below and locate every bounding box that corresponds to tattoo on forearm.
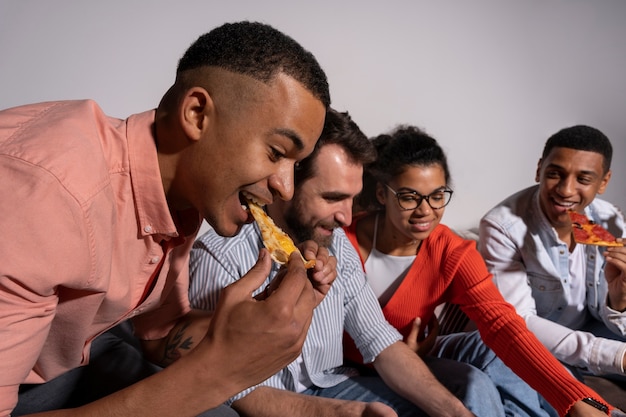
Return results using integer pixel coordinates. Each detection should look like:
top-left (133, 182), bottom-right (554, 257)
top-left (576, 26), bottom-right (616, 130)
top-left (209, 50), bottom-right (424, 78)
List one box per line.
top-left (162, 320), bottom-right (194, 365)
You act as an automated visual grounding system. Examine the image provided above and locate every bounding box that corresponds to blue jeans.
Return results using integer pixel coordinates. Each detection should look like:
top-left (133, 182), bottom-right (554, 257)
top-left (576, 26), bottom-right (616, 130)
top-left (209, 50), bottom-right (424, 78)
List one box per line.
top-left (14, 322), bottom-right (238, 417)
top-left (304, 357), bottom-right (504, 417)
top-left (431, 330), bottom-right (556, 417)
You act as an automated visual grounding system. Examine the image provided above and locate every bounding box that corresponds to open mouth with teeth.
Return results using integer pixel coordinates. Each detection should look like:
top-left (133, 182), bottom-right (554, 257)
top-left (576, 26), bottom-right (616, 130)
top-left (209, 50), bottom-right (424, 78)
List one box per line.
top-left (245, 197), bottom-right (316, 269)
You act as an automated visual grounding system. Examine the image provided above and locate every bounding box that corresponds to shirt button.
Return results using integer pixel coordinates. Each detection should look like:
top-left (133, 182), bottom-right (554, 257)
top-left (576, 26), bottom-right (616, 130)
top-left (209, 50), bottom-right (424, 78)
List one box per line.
top-left (144, 225), bottom-right (152, 233)
top-left (589, 255), bottom-right (595, 260)
top-left (149, 256), bottom-right (160, 264)
top-left (559, 250), bottom-right (565, 255)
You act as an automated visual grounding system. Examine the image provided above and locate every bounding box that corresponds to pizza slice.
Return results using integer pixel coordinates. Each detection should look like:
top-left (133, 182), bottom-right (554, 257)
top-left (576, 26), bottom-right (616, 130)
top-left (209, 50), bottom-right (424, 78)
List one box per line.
top-left (568, 210), bottom-right (623, 247)
top-left (247, 200), bottom-right (316, 268)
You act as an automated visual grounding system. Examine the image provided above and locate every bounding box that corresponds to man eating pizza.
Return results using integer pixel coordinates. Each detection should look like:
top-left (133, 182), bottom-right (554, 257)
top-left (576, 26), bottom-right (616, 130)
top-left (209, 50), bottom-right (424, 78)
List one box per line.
top-left (478, 125), bottom-right (626, 405)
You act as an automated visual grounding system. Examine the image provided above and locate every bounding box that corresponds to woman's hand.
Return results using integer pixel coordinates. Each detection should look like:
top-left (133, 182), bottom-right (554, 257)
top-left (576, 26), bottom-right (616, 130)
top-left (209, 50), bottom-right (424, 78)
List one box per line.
top-left (405, 316), bottom-right (439, 357)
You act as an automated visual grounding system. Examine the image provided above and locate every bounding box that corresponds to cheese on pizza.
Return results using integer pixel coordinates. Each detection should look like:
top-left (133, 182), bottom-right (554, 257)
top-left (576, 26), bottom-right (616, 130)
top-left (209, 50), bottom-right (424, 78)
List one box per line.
top-left (568, 210), bottom-right (623, 247)
top-left (247, 200), bottom-right (316, 268)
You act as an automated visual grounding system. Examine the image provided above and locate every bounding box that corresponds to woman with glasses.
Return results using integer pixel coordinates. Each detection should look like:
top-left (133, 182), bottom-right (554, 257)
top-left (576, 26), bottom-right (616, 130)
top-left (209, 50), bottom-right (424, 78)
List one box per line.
top-left (343, 125), bottom-right (613, 417)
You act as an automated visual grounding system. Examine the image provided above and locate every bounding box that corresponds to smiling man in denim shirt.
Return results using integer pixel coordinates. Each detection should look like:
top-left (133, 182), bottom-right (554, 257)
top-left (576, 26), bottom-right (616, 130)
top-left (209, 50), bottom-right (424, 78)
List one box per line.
top-left (478, 125), bottom-right (626, 394)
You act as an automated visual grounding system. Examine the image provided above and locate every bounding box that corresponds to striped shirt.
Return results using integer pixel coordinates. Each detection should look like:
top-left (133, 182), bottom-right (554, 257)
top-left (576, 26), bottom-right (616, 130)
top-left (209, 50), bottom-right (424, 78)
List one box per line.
top-left (189, 223), bottom-right (401, 403)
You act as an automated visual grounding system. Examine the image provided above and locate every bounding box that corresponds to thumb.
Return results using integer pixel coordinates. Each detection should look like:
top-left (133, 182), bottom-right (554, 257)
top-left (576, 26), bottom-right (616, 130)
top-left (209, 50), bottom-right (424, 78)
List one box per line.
top-left (405, 317), bottom-right (421, 352)
top-left (234, 248), bottom-right (272, 295)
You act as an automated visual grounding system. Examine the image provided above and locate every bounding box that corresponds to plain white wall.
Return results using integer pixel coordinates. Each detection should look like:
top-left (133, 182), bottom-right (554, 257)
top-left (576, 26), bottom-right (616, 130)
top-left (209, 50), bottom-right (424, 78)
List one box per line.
top-left (1, 0), bottom-right (624, 232)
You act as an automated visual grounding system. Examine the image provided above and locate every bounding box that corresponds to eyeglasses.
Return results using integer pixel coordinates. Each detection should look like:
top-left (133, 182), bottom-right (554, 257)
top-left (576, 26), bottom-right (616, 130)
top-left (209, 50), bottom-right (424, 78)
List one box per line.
top-left (385, 184), bottom-right (453, 210)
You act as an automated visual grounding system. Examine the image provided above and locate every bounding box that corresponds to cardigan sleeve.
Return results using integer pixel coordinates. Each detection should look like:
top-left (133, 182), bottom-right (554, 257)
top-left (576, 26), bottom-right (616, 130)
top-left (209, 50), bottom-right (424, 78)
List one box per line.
top-left (445, 234), bottom-right (608, 416)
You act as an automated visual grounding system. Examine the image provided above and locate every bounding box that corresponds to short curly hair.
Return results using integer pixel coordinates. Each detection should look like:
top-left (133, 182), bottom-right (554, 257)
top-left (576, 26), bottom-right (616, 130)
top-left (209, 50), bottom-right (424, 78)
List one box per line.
top-left (541, 125), bottom-right (613, 174)
top-left (177, 21), bottom-right (330, 108)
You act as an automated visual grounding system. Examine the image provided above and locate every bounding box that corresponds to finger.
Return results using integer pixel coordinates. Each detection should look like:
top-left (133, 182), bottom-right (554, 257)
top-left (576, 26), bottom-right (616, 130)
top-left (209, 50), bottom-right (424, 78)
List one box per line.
top-left (269, 251), bottom-right (312, 304)
top-left (300, 240), bottom-right (321, 266)
top-left (605, 250), bottom-right (626, 269)
top-left (310, 255), bottom-right (337, 286)
top-left (606, 243), bottom-right (626, 255)
top-left (405, 317), bottom-right (421, 352)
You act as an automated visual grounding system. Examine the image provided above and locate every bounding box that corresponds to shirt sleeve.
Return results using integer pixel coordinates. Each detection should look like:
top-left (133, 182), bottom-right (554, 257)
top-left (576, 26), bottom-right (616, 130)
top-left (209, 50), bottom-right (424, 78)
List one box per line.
top-left (0, 155), bottom-right (93, 416)
top-left (336, 232), bottom-right (402, 363)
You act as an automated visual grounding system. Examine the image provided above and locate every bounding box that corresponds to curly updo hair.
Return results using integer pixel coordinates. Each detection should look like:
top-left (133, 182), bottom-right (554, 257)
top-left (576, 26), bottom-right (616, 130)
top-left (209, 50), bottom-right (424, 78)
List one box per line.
top-left (356, 125), bottom-right (451, 212)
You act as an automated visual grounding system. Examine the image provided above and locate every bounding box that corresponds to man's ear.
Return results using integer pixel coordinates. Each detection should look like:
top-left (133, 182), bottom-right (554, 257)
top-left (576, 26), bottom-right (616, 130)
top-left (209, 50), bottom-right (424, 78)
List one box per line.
top-left (597, 169), bottom-right (612, 195)
top-left (179, 87), bottom-right (214, 142)
top-left (534, 158), bottom-right (543, 183)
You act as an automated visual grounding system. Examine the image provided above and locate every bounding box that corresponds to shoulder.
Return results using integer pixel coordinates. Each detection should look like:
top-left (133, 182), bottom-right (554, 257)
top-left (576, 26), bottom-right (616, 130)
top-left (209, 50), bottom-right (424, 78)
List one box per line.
top-left (587, 198), bottom-right (625, 237)
top-left (423, 225), bottom-right (483, 271)
top-left (1, 100), bottom-right (111, 146)
top-left (588, 197), bottom-right (623, 218)
top-left (481, 186), bottom-right (538, 226)
top-left (479, 186), bottom-right (543, 245)
top-left (1, 100), bottom-right (126, 196)
top-left (329, 228), bottom-right (368, 289)
top-left (332, 228), bottom-right (362, 263)
top-left (429, 225), bottom-right (472, 252)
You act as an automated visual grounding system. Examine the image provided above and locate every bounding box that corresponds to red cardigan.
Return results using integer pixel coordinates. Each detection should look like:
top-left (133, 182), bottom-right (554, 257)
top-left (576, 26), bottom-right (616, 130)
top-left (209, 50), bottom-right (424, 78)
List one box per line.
top-left (344, 215), bottom-right (609, 417)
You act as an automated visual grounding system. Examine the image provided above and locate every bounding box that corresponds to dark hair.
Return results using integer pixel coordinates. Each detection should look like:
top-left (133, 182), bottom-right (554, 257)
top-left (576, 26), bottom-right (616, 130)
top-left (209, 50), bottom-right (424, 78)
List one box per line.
top-left (356, 125), bottom-right (451, 212)
top-left (177, 21), bottom-right (330, 108)
top-left (541, 125), bottom-right (613, 173)
top-left (295, 108), bottom-right (375, 184)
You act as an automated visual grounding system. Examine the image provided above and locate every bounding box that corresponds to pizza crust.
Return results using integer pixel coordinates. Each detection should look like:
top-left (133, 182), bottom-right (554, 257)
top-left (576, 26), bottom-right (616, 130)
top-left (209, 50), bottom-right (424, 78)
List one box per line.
top-left (247, 200), bottom-right (316, 268)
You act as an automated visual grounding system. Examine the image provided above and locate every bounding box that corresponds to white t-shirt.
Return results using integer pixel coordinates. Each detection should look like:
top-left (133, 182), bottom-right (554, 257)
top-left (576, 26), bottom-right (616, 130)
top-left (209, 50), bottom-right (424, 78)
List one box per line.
top-left (363, 214), bottom-right (416, 306)
top-left (560, 243), bottom-right (588, 329)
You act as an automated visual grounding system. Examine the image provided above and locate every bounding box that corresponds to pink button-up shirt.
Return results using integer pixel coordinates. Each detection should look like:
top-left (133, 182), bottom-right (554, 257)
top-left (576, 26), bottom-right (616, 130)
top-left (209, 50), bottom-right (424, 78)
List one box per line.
top-left (0, 100), bottom-right (197, 415)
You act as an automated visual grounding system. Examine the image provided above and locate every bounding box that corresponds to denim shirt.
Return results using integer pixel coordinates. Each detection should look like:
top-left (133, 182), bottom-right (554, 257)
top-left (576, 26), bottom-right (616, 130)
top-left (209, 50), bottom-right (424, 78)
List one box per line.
top-left (478, 185), bottom-right (626, 374)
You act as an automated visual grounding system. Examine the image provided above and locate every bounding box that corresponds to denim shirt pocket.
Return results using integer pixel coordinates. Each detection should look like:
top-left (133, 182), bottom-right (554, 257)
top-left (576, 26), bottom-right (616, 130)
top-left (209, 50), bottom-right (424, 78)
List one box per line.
top-left (527, 272), bottom-right (564, 318)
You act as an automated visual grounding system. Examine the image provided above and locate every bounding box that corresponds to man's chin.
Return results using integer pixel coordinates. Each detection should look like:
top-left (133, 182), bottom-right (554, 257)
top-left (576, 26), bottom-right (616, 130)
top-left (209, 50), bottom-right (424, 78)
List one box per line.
top-left (211, 221), bottom-right (244, 238)
top-left (314, 234), bottom-right (333, 248)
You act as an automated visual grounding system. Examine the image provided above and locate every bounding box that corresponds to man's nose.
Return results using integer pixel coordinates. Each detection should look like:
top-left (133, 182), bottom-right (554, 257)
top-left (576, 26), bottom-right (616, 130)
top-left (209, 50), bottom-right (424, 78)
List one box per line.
top-left (269, 164), bottom-right (295, 201)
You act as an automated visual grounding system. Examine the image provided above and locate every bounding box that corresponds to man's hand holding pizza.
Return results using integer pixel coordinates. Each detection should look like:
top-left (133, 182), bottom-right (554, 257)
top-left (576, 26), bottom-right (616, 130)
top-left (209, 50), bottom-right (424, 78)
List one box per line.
top-left (568, 211), bottom-right (626, 312)
top-left (604, 239), bottom-right (626, 313)
top-left (247, 200), bottom-right (337, 307)
top-left (258, 243), bottom-right (337, 307)
top-left (300, 240), bottom-right (337, 306)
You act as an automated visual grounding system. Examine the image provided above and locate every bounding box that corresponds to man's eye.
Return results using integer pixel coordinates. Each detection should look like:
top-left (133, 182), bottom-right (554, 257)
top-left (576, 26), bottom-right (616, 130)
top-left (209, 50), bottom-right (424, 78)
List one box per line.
top-left (545, 171), bottom-right (560, 179)
top-left (269, 147), bottom-right (285, 162)
top-left (578, 176), bottom-right (592, 185)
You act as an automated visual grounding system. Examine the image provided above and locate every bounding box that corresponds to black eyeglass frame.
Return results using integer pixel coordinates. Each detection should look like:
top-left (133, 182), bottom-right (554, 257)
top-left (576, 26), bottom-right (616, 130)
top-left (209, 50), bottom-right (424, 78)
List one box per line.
top-left (385, 184), bottom-right (453, 211)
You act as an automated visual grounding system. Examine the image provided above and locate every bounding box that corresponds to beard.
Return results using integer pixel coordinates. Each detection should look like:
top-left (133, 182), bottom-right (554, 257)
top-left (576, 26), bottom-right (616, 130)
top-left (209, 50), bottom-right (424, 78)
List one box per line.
top-left (283, 199), bottom-right (338, 248)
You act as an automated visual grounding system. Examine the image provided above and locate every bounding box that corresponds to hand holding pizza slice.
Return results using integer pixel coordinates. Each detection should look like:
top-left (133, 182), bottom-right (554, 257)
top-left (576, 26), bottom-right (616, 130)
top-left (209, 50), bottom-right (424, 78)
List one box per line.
top-left (568, 210), bottom-right (624, 247)
top-left (247, 200), bottom-right (316, 269)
